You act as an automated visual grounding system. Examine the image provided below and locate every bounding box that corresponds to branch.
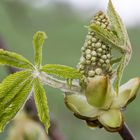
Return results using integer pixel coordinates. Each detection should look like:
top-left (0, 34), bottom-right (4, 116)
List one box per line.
top-left (118, 122), bottom-right (136, 140)
top-left (40, 72), bottom-right (82, 94)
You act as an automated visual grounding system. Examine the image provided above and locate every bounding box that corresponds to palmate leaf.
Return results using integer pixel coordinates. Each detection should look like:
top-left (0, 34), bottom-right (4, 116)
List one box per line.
top-left (41, 64), bottom-right (82, 80)
top-left (107, 0), bottom-right (127, 45)
top-left (34, 78), bottom-right (50, 133)
top-left (33, 31), bottom-right (47, 68)
top-left (0, 70), bottom-right (32, 99)
top-left (0, 70), bottom-right (33, 132)
top-left (0, 49), bottom-right (33, 69)
top-left (89, 24), bottom-right (124, 52)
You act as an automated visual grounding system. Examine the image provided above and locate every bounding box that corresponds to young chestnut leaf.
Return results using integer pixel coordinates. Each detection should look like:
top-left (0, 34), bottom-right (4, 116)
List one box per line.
top-left (0, 70), bottom-right (32, 102)
top-left (107, 0), bottom-right (127, 45)
top-left (0, 49), bottom-right (33, 69)
top-left (0, 70), bottom-right (33, 132)
top-left (34, 78), bottom-right (50, 133)
top-left (41, 64), bottom-right (82, 80)
top-left (33, 31), bottom-right (47, 68)
top-left (89, 24), bottom-right (124, 52)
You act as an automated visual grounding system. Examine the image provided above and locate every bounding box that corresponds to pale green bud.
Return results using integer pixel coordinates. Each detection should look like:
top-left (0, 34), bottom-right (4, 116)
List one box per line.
top-left (88, 70), bottom-right (95, 77)
top-left (97, 48), bottom-right (103, 53)
top-left (86, 54), bottom-right (92, 60)
top-left (102, 55), bottom-right (107, 60)
top-left (85, 49), bottom-right (91, 54)
top-left (105, 59), bottom-right (110, 64)
top-left (92, 38), bottom-right (97, 43)
top-left (95, 68), bottom-right (102, 75)
top-left (95, 42), bottom-right (102, 48)
top-left (107, 54), bottom-right (111, 58)
top-left (86, 60), bottom-right (91, 64)
top-left (85, 76), bottom-right (114, 109)
top-left (91, 57), bottom-right (96, 62)
top-left (91, 51), bottom-right (97, 56)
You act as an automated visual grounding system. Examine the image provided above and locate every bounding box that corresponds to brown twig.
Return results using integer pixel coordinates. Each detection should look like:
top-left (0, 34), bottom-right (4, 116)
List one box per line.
top-left (118, 122), bottom-right (136, 140)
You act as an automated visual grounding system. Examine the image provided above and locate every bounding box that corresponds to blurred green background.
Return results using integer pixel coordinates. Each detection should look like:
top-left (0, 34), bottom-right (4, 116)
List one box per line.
top-left (0, 0), bottom-right (140, 140)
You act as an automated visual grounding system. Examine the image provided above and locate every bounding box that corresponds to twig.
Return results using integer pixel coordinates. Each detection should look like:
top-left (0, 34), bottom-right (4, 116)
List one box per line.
top-left (118, 122), bottom-right (136, 140)
top-left (40, 72), bottom-right (81, 94)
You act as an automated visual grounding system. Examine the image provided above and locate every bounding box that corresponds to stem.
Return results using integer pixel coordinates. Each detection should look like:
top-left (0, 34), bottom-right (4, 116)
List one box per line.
top-left (118, 122), bottom-right (136, 140)
top-left (40, 72), bottom-right (82, 94)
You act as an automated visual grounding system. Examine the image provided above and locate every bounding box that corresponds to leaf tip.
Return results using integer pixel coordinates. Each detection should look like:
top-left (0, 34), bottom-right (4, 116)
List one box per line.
top-left (33, 31), bottom-right (47, 49)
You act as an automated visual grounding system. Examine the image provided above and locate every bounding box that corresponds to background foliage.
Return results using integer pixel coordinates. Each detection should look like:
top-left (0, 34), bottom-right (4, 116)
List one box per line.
top-left (0, 1), bottom-right (140, 139)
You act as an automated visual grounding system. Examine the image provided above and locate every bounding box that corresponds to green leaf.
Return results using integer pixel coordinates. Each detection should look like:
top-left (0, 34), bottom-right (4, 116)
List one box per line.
top-left (107, 0), bottom-right (127, 45)
top-left (114, 56), bottom-right (125, 94)
top-left (34, 78), bottom-right (50, 133)
top-left (107, 0), bottom-right (132, 66)
top-left (0, 49), bottom-right (33, 69)
top-left (89, 24), bottom-right (124, 52)
top-left (33, 31), bottom-right (47, 68)
top-left (41, 64), bottom-right (82, 80)
top-left (0, 70), bottom-right (32, 100)
top-left (0, 70), bottom-right (33, 132)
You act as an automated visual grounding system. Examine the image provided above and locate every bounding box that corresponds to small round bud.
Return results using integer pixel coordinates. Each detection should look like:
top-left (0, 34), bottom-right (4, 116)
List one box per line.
top-left (91, 57), bottom-right (96, 62)
top-left (105, 59), bottom-right (110, 64)
top-left (102, 45), bottom-right (107, 50)
top-left (95, 68), bottom-right (102, 75)
top-left (102, 19), bottom-right (106, 23)
top-left (92, 43), bottom-right (95, 47)
top-left (101, 24), bottom-right (106, 28)
top-left (86, 54), bottom-right (91, 60)
top-left (103, 50), bottom-right (106, 54)
top-left (102, 64), bottom-right (107, 68)
top-left (99, 15), bottom-right (105, 19)
top-left (91, 51), bottom-right (97, 56)
top-left (80, 57), bottom-right (86, 64)
top-left (101, 55), bottom-right (107, 60)
top-left (96, 21), bottom-right (101, 25)
top-left (105, 22), bottom-right (109, 25)
top-left (86, 60), bottom-right (91, 64)
top-left (97, 63), bottom-right (102, 66)
top-left (97, 53), bottom-right (102, 57)
top-left (88, 70), bottom-right (95, 77)
top-left (80, 70), bottom-right (85, 74)
top-left (95, 42), bottom-right (102, 48)
top-left (92, 38), bottom-right (97, 43)
top-left (90, 32), bottom-right (95, 35)
top-left (84, 42), bottom-right (88, 47)
top-left (92, 62), bottom-right (96, 66)
top-left (85, 49), bottom-right (91, 54)
top-left (87, 35), bottom-right (92, 40)
top-left (79, 64), bottom-right (85, 70)
top-left (81, 47), bottom-right (85, 52)
top-left (97, 48), bottom-right (102, 53)
top-left (99, 59), bottom-right (104, 64)
top-left (86, 45), bottom-right (92, 49)
top-left (87, 40), bottom-right (92, 45)
top-left (107, 54), bottom-right (111, 59)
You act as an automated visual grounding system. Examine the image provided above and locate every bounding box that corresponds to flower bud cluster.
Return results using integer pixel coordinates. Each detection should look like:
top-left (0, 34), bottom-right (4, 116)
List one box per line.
top-left (78, 11), bottom-right (112, 78)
